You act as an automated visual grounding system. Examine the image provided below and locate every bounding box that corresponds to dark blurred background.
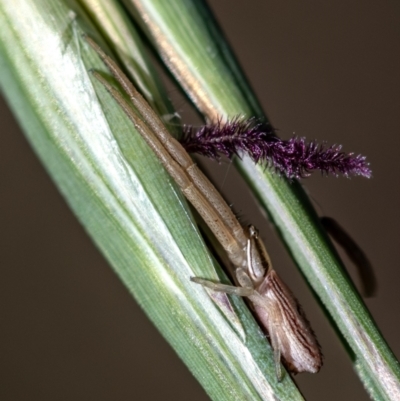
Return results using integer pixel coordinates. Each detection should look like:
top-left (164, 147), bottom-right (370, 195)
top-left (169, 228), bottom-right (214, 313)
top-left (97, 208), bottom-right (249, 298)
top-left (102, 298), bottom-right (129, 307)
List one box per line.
top-left (1, 0), bottom-right (399, 400)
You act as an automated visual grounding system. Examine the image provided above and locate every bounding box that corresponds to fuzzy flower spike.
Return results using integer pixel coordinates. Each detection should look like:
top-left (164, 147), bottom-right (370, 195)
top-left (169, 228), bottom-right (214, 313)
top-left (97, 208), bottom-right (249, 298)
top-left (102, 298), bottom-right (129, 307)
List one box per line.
top-left (180, 118), bottom-right (372, 179)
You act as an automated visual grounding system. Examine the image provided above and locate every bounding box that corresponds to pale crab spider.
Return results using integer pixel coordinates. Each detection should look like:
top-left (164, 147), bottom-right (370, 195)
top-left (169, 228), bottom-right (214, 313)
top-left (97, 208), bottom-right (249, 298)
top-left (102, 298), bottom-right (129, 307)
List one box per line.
top-left (85, 36), bottom-right (322, 380)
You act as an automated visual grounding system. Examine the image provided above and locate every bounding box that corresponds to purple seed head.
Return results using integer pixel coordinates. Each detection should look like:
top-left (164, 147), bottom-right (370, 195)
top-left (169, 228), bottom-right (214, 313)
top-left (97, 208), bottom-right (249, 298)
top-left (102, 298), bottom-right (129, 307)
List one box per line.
top-left (180, 118), bottom-right (371, 179)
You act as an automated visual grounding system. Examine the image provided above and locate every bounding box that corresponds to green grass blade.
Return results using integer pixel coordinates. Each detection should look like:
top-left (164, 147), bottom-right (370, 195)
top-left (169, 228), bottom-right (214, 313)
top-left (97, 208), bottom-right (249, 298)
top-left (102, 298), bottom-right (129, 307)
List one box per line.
top-left (0, 0), bottom-right (304, 399)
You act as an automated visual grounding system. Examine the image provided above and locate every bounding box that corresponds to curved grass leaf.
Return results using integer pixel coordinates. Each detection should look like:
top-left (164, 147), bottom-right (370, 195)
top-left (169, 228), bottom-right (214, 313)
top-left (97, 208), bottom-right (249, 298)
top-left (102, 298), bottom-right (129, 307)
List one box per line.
top-left (0, 0), bottom-right (304, 399)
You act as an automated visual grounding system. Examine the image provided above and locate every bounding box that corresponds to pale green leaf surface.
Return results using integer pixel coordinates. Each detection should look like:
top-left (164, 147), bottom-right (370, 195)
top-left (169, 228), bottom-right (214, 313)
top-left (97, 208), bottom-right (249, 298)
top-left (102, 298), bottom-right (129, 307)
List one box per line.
top-left (0, 0), bottom-right (304, 400)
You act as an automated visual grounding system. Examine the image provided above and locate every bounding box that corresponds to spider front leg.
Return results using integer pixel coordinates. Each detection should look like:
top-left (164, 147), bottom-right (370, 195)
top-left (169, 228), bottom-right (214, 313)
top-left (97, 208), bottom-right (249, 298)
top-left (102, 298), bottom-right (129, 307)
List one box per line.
top-left (191, 268), bottom-right (255, 297)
